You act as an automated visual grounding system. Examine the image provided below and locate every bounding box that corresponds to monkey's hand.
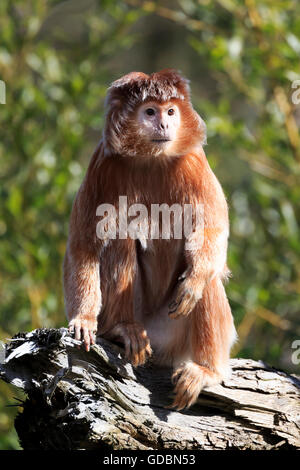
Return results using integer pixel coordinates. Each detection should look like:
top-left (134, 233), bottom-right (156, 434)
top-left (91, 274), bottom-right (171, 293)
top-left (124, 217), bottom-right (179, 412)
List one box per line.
top-left (103, 322), bottom-right (152, 367)
top-left (68, 317), bottom-right (98, 352)
top-left (168, 274), bottom-right (205, 319)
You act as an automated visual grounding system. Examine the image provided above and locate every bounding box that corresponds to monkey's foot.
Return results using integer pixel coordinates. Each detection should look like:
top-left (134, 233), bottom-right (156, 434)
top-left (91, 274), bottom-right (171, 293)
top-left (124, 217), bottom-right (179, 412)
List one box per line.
top-left (103, 322), bottom-right (152, 367)
top-left (68, 317), bottom-right (98, 352)
top-left (170, 362), bottom-right (219, 410)
top-left (168, 279), bottom-right (204, 319)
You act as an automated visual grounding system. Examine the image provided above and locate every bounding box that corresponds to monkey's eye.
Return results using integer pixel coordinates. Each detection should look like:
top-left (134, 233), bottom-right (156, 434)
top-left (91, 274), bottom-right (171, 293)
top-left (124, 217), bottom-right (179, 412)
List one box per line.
top-left (168, 108), bottom-right (175, 116)
top-left (145, 108), bottom-right (155, 116)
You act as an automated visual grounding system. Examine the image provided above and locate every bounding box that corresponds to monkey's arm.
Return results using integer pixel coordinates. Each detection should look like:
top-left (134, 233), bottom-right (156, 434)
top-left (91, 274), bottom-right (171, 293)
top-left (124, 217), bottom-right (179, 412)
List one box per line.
top-left (63, 142), bottom-right (106, 350)
top-left (169, 165), bottom-right (229, 319)
top-left (63, 243), bottom-right (101, 351)
top-left (63, 181), bottom-right (102, 351)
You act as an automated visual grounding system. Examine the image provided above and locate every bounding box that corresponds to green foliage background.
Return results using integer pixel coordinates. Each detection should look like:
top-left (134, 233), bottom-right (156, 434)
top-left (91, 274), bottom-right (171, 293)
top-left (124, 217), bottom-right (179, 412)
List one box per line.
top-left (0, 0), bottom-right (299, 449)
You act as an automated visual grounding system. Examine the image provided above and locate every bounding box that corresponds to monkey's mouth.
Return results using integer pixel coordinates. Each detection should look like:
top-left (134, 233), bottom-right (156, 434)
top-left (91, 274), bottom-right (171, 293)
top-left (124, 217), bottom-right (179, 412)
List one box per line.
top-left (152, 139), bottom-right (171, 143)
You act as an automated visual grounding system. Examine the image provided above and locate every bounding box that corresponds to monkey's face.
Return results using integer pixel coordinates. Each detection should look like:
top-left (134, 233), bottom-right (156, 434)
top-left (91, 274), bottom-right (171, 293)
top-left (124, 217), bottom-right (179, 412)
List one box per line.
top-left (103, 69), bottom-right (207, 159)
top-left (135, 101), bottom-right (181, 156)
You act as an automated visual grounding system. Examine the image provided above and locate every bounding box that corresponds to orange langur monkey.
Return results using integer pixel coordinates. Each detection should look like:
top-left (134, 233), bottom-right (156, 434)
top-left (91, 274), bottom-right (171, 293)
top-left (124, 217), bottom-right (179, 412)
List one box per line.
top-left (63, 69), bottom-right (236, 410)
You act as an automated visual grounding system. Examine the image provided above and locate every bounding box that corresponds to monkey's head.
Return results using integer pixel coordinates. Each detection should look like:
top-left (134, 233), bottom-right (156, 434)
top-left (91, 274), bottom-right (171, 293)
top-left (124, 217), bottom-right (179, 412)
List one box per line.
top-left (103, 69), bottom-right (206, 159)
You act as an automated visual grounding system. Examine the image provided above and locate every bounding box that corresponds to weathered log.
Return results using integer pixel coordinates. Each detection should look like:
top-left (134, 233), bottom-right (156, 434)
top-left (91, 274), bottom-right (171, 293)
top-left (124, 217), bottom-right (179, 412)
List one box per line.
top-left (0, 328), bottom-right (299, 450)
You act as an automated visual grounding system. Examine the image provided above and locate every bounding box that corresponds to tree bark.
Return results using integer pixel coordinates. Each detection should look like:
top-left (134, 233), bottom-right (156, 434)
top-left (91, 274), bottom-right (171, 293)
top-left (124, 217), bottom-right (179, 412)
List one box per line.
top-left (0, 328), bottom-right (299, 450)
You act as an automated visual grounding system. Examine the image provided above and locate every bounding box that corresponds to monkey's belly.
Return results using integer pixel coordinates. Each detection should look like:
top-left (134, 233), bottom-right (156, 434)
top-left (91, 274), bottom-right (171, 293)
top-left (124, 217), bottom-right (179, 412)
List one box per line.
top-left (98, 238), bottom-right (189, 364)
top-left (133, 238), bottom-right (189, 364)
top-left (144, 311), bottom-right (192, 366)
top-left (135, 238), bottom-right (185, 306)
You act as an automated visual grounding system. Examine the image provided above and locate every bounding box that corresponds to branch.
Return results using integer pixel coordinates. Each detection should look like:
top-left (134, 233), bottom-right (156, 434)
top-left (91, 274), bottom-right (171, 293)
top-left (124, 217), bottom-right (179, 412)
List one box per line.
top-left (1, 328), bottom-right (299, 450)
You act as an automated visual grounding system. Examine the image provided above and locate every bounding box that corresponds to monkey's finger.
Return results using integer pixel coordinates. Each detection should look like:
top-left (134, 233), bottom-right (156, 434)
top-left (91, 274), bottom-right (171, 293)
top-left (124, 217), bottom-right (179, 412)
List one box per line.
top-left (165, 402), bottom-right (176, 410)
top-left (139, 331), bottom-right (150, 364)
top-left (168, 294), bottom-right (184, 315)
top-left (185, 382), bottom-right (202, 409)
top-left (170, 392), bottom-right (185, 410)
top-left (123, 335), bottom-right (131, 362)
top-left (82, 327), bottom-right (91, 352)
top-left (145, 341), bottom-right (152, 358)
top-left (139, 329), bottom-right (152, 359)
top-left (168, 310), bottom-right (179, 319)
top-left (172, 383), bottom-right (190, 410)
top-left (173, 368), bottom-right (203, 410)
top-left (141, 340), bottom-right (151, 364)
top-left (176, 381), bottom-right (200, 410)
top-left (68, 324), bottom-right (75, 335)
top-left (169, 307), bottom-right (186, 319)
top-left (169, 304), bottom-right (186, 318)
top-left (130, 336), bottom-right (140, 367)
top-left (168, 300), bottom-right (180, 312)
top-left (138, 347), bottom-right (146, 366)
top-left (173, 373), bottom-right (189, 394)
top-left (169, 293), bottom-right (195, 318)
top-left (75, 325), bottom-right (82, 342)
top-left (172, 368), bottom-right (184, 384)
top-left (174, 375), bottom-right (194, 396)
top-left (134, 334), bottom-right (144, 365)
top-left (172, 398), bottom-right (186, 411)
top-left (89, 329), bottom-right (96, 346)
top-left (74, 325), bottom-right (82, 349)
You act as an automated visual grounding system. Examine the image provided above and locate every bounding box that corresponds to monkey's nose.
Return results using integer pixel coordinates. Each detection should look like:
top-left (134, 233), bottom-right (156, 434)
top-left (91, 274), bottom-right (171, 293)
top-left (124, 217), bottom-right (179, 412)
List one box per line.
top-left (160, 122), bottom-right (168, 130)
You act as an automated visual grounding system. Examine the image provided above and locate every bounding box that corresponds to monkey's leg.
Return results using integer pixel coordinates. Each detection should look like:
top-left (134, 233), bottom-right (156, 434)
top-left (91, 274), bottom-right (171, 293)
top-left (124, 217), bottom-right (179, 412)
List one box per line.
top-left (171, 276), bottom-right (236, 410)
top-left (99, 241), bottom-right (152, 367)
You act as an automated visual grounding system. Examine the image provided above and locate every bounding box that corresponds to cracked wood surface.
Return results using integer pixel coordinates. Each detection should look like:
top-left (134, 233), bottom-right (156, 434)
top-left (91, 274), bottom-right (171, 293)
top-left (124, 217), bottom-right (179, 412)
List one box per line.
top-left (0, 328), bottom-right (299, 450)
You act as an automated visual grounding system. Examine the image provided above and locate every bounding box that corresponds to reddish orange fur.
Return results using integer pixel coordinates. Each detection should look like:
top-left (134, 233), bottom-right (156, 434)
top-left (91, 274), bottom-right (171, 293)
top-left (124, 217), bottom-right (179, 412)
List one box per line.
top-left (63, 69), bottom-right (236, 410)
